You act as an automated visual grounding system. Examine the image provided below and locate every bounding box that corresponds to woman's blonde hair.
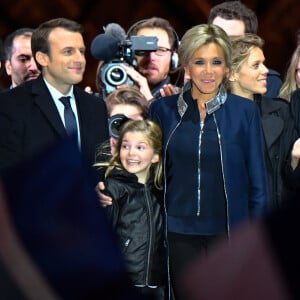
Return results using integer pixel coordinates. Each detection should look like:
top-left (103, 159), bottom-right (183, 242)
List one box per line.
top-left (230, 34), bottom-right (264, 73)
top-left (104, 120), bottom-right (163, 189)
top-left (279, 43), bottom-right (300, 101)
top-left (179, 24), bottom-right (232, 72)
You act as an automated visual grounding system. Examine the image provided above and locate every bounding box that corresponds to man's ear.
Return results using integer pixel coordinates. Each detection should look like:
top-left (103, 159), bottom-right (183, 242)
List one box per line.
top-left (5, 60), bottom-right (12, 76)
top-left (35, 51), bottom-right (48, 67)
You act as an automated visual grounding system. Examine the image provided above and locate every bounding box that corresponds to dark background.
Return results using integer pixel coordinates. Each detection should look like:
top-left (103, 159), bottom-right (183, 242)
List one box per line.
top-left (0, 0), bottom-right (299, 91)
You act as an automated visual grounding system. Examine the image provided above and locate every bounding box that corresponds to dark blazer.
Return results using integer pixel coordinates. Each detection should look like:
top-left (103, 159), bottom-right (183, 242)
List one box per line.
top-left (256, 95), bottom-right (297, 209)
top-left (0, 75), bottom-right (109, 172)
top-left (290, 88), bottom-right (300, 134)
top-left (283, 89), bottom-right (300, 190)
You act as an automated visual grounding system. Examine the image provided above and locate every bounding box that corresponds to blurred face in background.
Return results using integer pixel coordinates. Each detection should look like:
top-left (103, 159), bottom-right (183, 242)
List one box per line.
top-left (5, 35), bottom-right (40, 87)
top-left (212, 16), bottom-right (246, 36)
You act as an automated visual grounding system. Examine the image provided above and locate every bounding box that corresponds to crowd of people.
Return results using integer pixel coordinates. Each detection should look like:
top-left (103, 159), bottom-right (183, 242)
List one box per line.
top-left (0, 1), bottom-right (300, 299)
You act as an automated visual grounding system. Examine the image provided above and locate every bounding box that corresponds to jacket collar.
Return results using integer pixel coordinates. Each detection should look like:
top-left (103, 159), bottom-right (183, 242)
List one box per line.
top-left (177, 82), bottom-right (227, 117)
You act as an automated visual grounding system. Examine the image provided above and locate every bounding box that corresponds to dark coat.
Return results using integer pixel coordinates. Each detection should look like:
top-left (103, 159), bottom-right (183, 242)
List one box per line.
top-left (0, 75), bottom-right (109, 171)
top-left (149, 88), bottom-right (269, 234)
top-left (283, 89), bottom-right (300, 190)
top-left (105, 168), bottom-right (166, 287)
top-left (256, 95), bottom-right (297, 209)
top-left (265, 68), bottom-right (282, 98)
top-left (290, 88), bottom-right (300, 134)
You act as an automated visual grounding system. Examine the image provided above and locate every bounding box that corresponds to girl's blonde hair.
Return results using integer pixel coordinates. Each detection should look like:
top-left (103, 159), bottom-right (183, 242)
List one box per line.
top-left (101, 120), bottom-right (163, 189)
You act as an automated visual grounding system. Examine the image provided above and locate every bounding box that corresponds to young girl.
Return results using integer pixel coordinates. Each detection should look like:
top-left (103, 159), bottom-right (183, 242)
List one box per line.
top-left (95, 119), bottom-right (166, 300)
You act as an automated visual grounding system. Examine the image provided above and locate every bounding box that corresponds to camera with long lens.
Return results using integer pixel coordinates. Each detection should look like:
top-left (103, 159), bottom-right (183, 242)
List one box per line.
top-left (108, 114), bottom-right (131, 139)
top-left (100, 36), bottom-right (158, 94)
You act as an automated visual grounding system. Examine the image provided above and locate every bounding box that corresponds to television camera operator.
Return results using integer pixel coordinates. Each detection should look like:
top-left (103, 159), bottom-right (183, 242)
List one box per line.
top-left (90, 17), bottom-right (181, 102)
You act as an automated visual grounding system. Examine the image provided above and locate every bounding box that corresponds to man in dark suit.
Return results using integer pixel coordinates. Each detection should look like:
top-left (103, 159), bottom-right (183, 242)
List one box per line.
top-left (0, 18), bottom-right (109, 172)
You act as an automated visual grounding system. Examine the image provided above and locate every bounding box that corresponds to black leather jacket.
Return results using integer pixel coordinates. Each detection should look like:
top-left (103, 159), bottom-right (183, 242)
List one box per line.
top-left (104, 167), bottom-right (166, 287)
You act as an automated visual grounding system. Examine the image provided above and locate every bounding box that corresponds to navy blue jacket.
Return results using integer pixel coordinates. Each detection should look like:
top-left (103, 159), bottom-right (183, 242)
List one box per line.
top-left (149, 87), bottom-right (269, 234)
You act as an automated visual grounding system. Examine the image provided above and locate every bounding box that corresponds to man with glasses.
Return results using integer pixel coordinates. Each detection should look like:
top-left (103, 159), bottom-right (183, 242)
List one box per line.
top-left (3, 28), bottom-right (40, 89)
top-left (122, 17), bottom-right (180, 102)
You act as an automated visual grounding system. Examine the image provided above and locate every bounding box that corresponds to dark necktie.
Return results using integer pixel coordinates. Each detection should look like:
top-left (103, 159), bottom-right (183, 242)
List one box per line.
top-left (59, 96), bottom-right (78, 136)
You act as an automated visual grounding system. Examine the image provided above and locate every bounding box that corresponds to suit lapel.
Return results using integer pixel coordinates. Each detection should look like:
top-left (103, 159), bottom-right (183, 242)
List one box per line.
top-left (32, 77), bottom-right (67, 138)
top-left (260, 99), bottom-right (284, 149)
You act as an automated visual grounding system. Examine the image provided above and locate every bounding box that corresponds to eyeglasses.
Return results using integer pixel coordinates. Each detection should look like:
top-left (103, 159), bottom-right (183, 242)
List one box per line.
top-left (135, 46), bottom-right (172, 57)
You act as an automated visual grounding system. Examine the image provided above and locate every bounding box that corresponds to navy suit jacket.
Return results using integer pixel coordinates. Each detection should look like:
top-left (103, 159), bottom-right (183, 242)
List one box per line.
top-left (0, 75), bottom-right (109, 172)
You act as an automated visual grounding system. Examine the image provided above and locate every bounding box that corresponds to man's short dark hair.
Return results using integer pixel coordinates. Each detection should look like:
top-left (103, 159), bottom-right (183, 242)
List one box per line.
top-left (4, 28), bottom-right (34, 60)
top-left (208, 1), bottom-right (258, 34)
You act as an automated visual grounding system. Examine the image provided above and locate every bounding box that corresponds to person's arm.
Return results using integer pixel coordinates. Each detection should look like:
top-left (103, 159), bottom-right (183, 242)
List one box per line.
top-left (290, 137), bottom-right (300, 170)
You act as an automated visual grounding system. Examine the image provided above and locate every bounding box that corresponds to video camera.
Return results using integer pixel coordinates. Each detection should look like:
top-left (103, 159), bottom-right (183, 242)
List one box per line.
top-left (100, 36), bottom-right (158, 94)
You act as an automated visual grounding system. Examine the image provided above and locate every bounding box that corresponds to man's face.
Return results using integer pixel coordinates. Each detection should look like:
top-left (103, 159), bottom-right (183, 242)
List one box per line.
top-left (38, 27), bottom-right (86, 94)
top-left (135, 27), bottom-right (172, 88)
top-left (212, 16), bottom-right (246, 36)
top-left (5, 35), bottom-right (40, 87)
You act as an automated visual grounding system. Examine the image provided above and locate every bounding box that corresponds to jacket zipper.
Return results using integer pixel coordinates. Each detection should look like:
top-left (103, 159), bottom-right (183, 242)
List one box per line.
top-left (197, 121), bottom-right (204, 216)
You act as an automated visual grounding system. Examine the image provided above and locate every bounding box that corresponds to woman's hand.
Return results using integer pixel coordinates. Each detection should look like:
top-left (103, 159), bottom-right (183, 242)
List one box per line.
top-left (291, 138), bottom-right (300, 170)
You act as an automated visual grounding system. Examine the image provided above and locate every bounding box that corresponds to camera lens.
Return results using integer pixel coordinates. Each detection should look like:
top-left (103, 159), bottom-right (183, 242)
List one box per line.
top-left (106, 65), bottom-right (127, 86)
top-left (108, 114), bottom-right (131, 139)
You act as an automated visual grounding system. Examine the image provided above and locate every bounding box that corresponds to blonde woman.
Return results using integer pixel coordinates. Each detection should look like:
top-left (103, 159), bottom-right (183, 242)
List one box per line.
top-left (279, 43), bottom-right (300, 101)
